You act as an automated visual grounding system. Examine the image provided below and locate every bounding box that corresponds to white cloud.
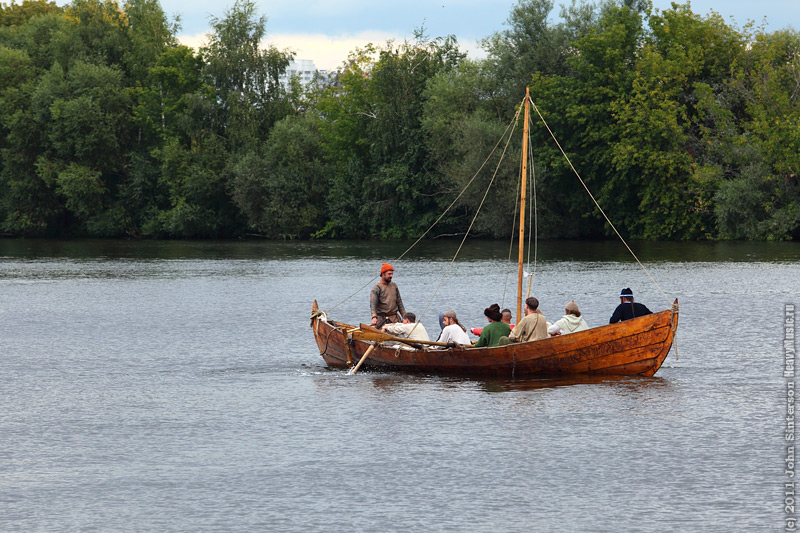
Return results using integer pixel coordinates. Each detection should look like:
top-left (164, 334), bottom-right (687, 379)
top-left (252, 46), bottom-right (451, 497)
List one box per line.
top-left (265, 31), bottom-right (397, 71)
top-left (176, 32), bottom-right (210, 50)
top-left (177, 31), bottom-right (487, 72)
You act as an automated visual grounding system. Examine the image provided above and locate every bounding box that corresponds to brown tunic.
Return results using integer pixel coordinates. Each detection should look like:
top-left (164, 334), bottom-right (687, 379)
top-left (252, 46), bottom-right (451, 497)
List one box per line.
top-left (370, 281), bottom-right (405, 323)
top-left (508, 310), bottom-right (547, 342)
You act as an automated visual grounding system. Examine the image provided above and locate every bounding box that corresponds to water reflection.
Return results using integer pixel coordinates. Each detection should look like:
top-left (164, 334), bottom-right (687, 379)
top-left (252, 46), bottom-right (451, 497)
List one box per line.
top-left (312, 367), bottom-right (674, 396)
top-left (2, 238), bottom-right (800, 262)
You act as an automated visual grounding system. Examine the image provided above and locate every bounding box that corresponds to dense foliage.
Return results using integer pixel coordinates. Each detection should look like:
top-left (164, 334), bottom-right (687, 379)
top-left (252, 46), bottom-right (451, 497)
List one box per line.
top-left (0, 0), bottom-right (798, 240)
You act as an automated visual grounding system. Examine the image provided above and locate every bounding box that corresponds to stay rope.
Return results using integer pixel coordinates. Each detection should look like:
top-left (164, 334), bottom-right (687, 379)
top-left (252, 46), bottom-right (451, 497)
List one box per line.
top-left (526, 128), bottom-right (537, 299)
top-left (502, 131), bottom-right (524, 309)
top-left (325, 104), bottom-right (524, 315)
top-left (325, 93), bottom-right (671, 321)
top-left (527, 96), bottom-right (671, 305)
top-left (413, 105), bottom-right (523, 327)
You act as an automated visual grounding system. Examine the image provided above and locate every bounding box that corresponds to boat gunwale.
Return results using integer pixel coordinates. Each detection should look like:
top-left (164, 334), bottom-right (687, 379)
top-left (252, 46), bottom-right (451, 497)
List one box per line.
top-left (311, 300), bottom-right (678, 377)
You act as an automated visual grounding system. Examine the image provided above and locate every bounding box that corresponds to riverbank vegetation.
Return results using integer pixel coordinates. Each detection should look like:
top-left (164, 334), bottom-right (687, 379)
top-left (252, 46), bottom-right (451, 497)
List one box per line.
top-left (1, 0), bottom-right (798, 240)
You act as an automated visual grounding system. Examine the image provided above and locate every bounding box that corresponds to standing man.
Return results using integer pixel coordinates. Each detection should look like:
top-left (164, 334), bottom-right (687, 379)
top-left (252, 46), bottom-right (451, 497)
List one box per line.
top-left (609, 288), bottom-right (652, 323)
top-left (370, 263), bottom-right (405, 328)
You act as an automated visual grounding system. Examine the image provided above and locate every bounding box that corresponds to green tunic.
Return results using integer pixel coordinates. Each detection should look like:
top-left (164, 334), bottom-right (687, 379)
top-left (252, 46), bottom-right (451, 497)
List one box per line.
top-left (474, 321), bottom-right (512, 348)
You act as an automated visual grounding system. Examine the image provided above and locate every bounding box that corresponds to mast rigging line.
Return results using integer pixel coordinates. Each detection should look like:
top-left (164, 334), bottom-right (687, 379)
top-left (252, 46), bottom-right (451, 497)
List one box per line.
top-left (526, 95), bottom-right (671, 305)
top-left (325, 92), bottom-right (670, 320)
top-left (413, 105), bottom-right (523, 328)
top-left (325, 103), bottom-right (524, 315)
top-left (501, 131), bottom-right (524, 309)
top-left (526, 128), bottom-right (537, 300)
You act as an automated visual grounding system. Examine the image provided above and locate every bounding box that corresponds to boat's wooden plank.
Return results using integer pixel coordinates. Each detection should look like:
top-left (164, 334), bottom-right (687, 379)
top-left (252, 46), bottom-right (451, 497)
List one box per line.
top-left (312, 302), bottom-right (678, 377)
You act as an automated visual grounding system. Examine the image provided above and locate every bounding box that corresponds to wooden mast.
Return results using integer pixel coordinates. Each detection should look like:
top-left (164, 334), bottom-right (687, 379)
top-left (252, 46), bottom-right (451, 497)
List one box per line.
top-left (516, 88), bottom-right (530, 324)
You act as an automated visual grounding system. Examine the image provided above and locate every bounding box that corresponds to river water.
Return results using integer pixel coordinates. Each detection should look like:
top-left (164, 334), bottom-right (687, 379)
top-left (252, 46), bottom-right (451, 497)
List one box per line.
top-left (1, 239), bottom-right (797, 531)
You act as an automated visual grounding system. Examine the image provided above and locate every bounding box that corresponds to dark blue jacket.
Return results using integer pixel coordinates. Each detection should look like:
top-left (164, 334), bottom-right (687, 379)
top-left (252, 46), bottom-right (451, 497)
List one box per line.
top-left (609, 301), bottom-right (652, 323)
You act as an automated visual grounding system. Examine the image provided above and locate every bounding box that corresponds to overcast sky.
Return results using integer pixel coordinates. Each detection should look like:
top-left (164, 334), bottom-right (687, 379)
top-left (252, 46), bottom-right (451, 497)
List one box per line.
top-left (100, 0), bottom-right (800, 70)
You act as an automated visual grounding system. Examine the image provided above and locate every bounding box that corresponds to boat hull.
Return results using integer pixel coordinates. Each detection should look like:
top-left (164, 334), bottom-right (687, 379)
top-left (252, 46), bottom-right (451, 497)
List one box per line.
top-left (311, 300), bottom-right (678, 377)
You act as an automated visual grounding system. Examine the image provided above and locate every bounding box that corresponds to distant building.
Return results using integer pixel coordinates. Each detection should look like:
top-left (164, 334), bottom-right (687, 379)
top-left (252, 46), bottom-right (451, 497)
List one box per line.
top-left (279, 59), bottom-right (337, 91)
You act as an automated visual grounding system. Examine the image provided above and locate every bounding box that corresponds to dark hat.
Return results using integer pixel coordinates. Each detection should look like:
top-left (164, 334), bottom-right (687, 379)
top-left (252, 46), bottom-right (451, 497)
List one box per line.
top-left (620, 288), bottom-right (634, 298)
top-left (484, 303), bottom-right (502, 322)
top-left (443, 309), bottom-right (457, 319)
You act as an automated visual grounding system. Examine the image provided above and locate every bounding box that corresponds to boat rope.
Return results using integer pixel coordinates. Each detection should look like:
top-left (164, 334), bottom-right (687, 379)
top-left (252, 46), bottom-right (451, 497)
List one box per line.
top-left (323, 106), bottom-right (523, 315)
top-left (325, 274), bottom-right (380, 314)
top-left (414, 106), bottom-right (524, 328)
top-left (320, 324), bottom-right (336, 357)
top-left (396, 110), bottom-right (521, 260)
top-left (670, 301), bottom-right (679, 361)
top-left (528, 95), bottom-right (671, 305)
top-left (502, 136), bottom-right (524, 309)
top-left (526, 131), bottom-right (538, 298)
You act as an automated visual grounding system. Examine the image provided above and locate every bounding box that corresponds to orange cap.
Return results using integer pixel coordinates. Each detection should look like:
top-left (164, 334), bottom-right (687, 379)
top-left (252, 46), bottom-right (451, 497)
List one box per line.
top-left (380, 263), bottom-right (394, 274)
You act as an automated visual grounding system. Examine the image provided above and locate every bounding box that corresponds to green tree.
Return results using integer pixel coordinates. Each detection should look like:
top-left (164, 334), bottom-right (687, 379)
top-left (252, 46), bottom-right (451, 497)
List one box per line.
top-left (230, 114), bottom-right (332, 238)
top-left (123, 0), bottom-right (178, 82)
top-left (482, 0), bottom-right (598, 118)
top-left (0, 0), bottom-right (61, 27)
top-left (518, 3), bottom-right (644, 238)
top-left (422, 59), bottom-right (519, 237)
top-left (316, 32), bottom-right (464, 238)
top-left (30, 60), bottom-right (133, 234)
top-left (200, 0), bottom-right (293, 152)
top-left (610, 4), bottom-right (746, 239)
top-left (711, 28), bottom-right (800, 239)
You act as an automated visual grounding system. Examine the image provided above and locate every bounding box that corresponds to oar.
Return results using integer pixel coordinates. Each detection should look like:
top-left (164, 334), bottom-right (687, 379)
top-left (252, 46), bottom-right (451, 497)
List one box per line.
top-left (348, 345), bottom-right (375, 375)
top-left (353, 325), bottom-right (453, 347)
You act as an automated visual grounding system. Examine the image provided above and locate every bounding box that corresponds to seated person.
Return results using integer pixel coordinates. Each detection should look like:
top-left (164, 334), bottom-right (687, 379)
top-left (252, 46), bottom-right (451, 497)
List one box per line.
top-left (383, 312), bottom-right (430, 341)
top-left (472, 307), bottom-right (514, 336)
top-left (609, 288), bottom-right (652, 323)
top-left (474, 303), bottom-right (512, 348)
top-left (499, 297), bottom-right (547, 345)
top-left (548, 300), bottom-right (589, 336)
top-left (438, 310), bottom-right (472, 345)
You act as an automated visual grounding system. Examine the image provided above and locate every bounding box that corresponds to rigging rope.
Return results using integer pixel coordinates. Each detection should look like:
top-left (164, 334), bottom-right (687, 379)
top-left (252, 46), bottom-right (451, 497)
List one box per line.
top-left (502, 131), bottom-right (524, 309)
top-left (527, 96), bottom-right (671, 305)
top-left (327, 93), bottom-right (671, 318)
top-left (414, 105), bottom-right (524, 327)
top-left (526, 131), bottom-right (537, 299)
top-left (326, 104), bottom-right (523, 314)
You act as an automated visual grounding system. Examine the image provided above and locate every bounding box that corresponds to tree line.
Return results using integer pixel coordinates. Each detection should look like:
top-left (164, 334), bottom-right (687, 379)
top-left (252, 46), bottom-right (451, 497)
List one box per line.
top-left (0, 0), bottom-right (798, 240)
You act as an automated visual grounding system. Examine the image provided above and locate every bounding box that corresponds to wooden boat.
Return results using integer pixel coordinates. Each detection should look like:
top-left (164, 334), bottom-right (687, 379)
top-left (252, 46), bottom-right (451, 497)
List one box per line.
top-left (310, 89), bottom-right (679, 377)
top-left (311, 300), bottom-right (678, 377)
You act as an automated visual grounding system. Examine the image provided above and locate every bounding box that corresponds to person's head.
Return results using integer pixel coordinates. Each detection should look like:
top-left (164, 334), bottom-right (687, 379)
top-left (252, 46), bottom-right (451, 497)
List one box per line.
top-left (484, 303), bottom-right (502, 322)
top-left (619, 287), bottom-right (634, 303)
top-left (501, 309), bottom-right (512, 323)
top-left (442, 309), bottom-right (458, 326)
top-left (524, 297), bottom-right (539, 314)
top-left (380, 262), bottom-right (394, 282)
top-left (403, 312), bottom-right (416, 323)
top-left (565, 300), bottom-right (581, 317)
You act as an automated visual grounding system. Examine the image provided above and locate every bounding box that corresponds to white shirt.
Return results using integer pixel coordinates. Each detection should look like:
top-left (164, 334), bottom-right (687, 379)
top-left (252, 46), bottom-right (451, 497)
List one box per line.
top-left (384, 321), bottom-right (430, 341)
top-left (548, 314), bottom-right (589, 336)
top-left (439, 324), bottom-right (471, 345)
